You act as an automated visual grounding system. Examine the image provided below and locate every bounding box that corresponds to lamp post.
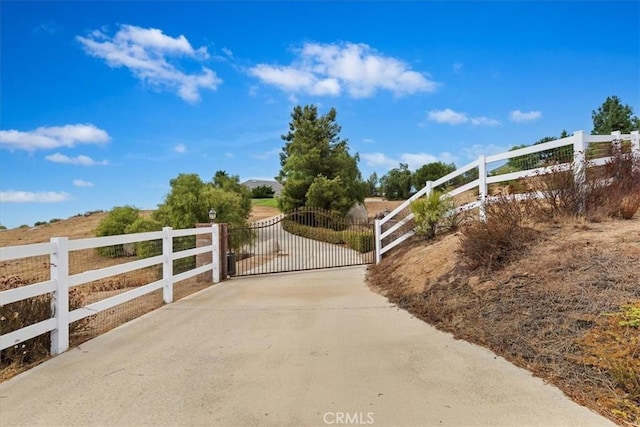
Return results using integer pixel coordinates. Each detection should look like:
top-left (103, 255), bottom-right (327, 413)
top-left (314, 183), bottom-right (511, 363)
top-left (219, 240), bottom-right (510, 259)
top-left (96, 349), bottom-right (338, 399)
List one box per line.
top-left (208, 208), bottom-right (217, 223)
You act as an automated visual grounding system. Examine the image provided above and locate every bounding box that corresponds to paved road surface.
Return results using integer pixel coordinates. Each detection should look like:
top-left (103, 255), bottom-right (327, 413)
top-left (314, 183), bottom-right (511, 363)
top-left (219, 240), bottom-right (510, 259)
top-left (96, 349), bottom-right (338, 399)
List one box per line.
top-left (0, 267), bottom-right (612, 426)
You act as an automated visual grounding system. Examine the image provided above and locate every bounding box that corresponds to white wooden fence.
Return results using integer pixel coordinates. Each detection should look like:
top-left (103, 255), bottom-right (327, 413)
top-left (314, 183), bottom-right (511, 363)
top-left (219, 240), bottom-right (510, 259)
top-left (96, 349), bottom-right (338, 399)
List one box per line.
top-left (375, 130), bottom-right (640, 263)
top-left (0, 225), bottom-right (222, 356)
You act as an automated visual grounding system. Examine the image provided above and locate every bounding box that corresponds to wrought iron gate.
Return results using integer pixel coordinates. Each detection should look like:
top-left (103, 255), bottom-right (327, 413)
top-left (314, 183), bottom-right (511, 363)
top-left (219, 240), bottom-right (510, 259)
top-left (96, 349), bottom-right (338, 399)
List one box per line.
top-left (227, 208), bottom-right (374, 276)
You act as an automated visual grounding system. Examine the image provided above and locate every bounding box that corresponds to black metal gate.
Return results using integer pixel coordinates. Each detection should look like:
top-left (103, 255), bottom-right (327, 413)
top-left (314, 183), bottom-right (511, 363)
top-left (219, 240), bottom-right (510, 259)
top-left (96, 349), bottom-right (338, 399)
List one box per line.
top-left (227, 208), bottom-right (374, 276)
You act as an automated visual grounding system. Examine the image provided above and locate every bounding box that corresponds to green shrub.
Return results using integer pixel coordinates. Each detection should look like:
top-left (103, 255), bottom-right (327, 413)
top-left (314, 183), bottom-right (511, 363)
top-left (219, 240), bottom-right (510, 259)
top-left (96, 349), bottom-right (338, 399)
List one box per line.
top-left (0, 224), bottom-right (6, 230)
top-left (343, 231), bottom-right (374, 253)
top-left (125, 217), bottom-right (163, 258)
top-left (282, 219), bottom-right (345, 244)
top-left (95, 206), bottom-right (141, 258)
top-left (19, 224), bottom-right (29, 229)
top-left (410, 191), bottom-right (454, 239)
top-left (286, 208), bottom-right (349, 232)
top-left (251, 185), bottom-right (275, 199)
top-left (49, 218), bottom-right (61, 223)
top-left (34, 221), bottom-right (48, 227)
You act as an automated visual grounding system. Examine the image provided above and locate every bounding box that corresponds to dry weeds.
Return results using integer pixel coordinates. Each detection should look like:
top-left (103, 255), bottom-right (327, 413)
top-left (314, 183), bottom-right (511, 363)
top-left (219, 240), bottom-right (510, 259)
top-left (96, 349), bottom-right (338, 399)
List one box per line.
top-left (368, 216), bottom-right (640, 426)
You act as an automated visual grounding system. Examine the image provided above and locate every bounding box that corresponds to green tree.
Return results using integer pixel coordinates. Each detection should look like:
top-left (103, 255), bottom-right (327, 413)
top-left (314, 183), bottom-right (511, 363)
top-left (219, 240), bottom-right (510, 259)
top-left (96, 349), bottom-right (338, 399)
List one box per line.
top-left (153, 173), bottom-right (251, 229)
top-left (277, 105), bottom-right (364, 213)
top-left (305, 175), bottom-right (352, 214)
top-left (211, 171), bottom-right (252, 217)
top-left (412, 162), bottom-right (457, 191)
top-left (380, 163), bottom-right (412, 200)
top-left (592, 95), bottom-right (640, 134)
top-left (366, 172), bottom-right (379, 196)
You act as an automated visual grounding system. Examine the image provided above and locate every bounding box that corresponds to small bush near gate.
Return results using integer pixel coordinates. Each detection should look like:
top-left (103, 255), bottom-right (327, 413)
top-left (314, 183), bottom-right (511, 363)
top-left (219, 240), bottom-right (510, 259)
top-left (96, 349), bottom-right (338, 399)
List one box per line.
top-left (410, 191), bottom-right (454, 240)
top-left (343, 231), bottom-right (374, 253)
top-left (1, 276), bottom-right (87, 369)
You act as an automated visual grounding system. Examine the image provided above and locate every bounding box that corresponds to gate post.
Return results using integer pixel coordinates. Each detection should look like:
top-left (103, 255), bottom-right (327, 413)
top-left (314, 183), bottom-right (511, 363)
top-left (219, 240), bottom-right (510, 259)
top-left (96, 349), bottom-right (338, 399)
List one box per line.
top-left (219, 223), bottom-right (229, 280)
top-left (196, 223), bottom-right (213, 282)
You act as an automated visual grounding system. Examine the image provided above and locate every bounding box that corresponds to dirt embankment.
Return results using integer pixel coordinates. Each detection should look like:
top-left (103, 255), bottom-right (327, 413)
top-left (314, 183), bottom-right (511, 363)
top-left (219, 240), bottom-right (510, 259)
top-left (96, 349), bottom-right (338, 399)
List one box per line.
top-left (367, 217), bottom-right (640, 426)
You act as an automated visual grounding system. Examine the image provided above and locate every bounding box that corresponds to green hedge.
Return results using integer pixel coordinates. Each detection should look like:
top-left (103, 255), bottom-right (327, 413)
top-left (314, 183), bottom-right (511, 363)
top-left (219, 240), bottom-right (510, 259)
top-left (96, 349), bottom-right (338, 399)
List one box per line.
top-left (282, 219), bottom-right (345, 244)
top-left (343, 231), bottom-right (374, 253)
top-left (282, 219), bottom-right (374, 253)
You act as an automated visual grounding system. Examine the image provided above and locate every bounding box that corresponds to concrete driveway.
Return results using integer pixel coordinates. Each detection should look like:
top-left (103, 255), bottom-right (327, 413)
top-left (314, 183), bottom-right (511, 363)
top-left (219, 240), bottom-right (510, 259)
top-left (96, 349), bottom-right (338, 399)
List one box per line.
top-left (0, 267), bottom-right (611, 426)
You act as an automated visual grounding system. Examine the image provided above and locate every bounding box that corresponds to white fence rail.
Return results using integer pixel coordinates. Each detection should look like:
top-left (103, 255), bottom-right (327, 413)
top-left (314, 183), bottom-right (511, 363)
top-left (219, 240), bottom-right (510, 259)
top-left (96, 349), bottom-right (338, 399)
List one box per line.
top-left (375, 130), bottom-right (640, 262)
top-left (0, 225), bottom-right (222, 356)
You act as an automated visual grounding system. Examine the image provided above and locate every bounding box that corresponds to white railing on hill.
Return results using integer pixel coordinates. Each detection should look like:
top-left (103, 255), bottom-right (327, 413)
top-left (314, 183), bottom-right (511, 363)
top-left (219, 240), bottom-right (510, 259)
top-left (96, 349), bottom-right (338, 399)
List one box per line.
top-left (374, 130), bottom-right (640, 263)
top-left (0, 225), bottom-right (221, 356)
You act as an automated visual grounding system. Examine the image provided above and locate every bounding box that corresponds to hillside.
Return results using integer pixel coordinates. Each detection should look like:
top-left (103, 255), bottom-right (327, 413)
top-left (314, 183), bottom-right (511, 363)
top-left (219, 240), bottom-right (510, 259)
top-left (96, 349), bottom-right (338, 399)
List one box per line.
top-left (0, 198), bottom-right (402, 247)
top-left (0, 207), bottom-right (278, 248)
top-left (368, 216), bottom-right (640, 426)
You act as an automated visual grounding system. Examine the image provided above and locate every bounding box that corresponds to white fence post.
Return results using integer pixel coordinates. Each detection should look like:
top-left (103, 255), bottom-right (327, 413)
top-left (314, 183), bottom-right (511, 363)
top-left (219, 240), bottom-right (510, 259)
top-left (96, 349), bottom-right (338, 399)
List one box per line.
top-left (162, 227), bottom-right (173, 304)
top-left (50, 237), bottom-right (69, 355)
top-left (478, 155), bottom-right (487, 221)
top-left (631, 130), bottom-right (640, 173)
top-left (611, 130), bottom-right (622, 154)
top-left (212, 224), bottom-right (221, 283)
top-left (572, 130), bottom-right (587, 213)
top-left (425, 180), bottom-right (433, 196)
top-left (374, 219), bottom-right (382, 264)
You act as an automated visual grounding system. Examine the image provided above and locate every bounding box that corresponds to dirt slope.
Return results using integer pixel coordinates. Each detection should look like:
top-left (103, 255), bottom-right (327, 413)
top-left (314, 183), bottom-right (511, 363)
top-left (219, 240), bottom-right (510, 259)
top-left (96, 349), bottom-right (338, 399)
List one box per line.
top-left (368, 217), bottom-right (640, 426)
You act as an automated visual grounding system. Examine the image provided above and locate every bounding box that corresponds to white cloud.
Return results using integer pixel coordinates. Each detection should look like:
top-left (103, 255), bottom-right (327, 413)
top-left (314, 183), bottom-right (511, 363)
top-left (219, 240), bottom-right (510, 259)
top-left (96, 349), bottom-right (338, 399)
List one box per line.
top-left (471, 116), bottom-right (501, 126)
top-left (249, 42), bottom-right (437, 98)
top-left (361, 151), bottom-right (450, 172)
top-left (399, 153), bottom-right (439, 170)
top-left (453, 62), bottom-right (463, 73)
top-left (45, 153), bottom-right (108, 166)
top-left (0, 124), bottom-right (109, 152)
top-left (509, 110), bottom-right (542, 123)
top-left (174, 143), bottom-right (186, 153)
top-left (361, 152), bottom-right (398, 170)
top-left (0, 191), bottom-right (71, 203)
top-left (362, 138), bottom-right (375, 144)
top-left (77, 25), bottom-right (221, 103)
top-left (427, 108), bottom-right (468, 125)
top-left (221, 47), bottom-right (233, 58)
top-left (225, 152), bottom-right (234, 158)
top-left (73, 179), bottom-right (94, 187)
top-left (427, 109), bottom-right (501, 127)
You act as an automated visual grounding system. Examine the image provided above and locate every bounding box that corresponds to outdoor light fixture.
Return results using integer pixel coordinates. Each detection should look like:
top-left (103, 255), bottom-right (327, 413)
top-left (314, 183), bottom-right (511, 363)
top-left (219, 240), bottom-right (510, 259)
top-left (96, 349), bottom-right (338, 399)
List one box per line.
top-left (208, 208), bottom-right (217, 222)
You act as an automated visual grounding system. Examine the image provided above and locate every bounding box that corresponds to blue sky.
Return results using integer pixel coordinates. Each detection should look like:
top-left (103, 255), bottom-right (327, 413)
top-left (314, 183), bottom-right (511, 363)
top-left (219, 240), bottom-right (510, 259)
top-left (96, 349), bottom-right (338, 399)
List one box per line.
top-left (1, 1), bottom-right (638, 229)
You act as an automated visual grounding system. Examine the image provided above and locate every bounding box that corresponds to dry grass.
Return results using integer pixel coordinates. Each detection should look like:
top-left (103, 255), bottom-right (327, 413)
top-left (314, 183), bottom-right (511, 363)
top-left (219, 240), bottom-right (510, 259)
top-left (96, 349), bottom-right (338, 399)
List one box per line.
top-left (368, 215), bottom-right (640, 426)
